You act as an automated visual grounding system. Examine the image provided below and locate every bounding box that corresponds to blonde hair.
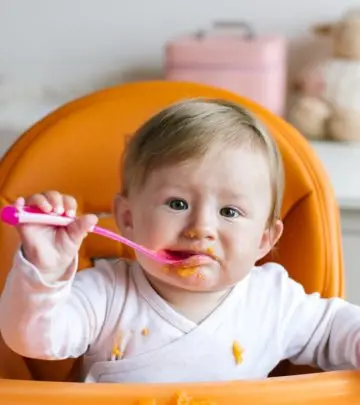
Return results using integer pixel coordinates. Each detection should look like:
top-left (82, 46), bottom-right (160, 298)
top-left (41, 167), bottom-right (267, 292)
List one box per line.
top-left (121, 99), bottom-right (284, 226)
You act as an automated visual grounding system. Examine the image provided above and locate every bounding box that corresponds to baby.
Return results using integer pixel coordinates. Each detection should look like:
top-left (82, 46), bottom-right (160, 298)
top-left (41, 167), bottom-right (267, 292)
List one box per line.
top-left (1, 99), bottom-right (360, 383)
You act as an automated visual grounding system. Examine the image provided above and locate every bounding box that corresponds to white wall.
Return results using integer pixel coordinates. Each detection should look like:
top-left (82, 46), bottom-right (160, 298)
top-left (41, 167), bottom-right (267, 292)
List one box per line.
top-left (0, 0), bottom-right (359, 155)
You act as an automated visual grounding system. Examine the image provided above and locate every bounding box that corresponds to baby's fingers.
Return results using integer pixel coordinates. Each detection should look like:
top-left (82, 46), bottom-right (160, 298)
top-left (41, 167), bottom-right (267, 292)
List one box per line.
top-left (25, 193), bottom-right (53, 213)
top-left (62, 195), bottom-right (77, 217)
top-left (44, 192), bottom-right (78, 216)
top-left (41, 191), bottom-right (65, 214)
top-left (24, 192), bottom-right (78, 217)
top-left (14, 196), bottom-right (25, 209)
top-left (66, 214), bottom-right (98, 246)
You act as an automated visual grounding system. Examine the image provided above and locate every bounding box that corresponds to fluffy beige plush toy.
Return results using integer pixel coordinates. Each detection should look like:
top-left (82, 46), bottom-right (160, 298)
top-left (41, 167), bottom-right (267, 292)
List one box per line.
top-left (288, 9), bottom-right (360, 141)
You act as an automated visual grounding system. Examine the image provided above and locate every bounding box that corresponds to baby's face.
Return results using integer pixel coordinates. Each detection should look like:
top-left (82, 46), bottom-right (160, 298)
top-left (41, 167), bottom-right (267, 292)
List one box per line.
top-left (116, 144), bottom-right (282, 292)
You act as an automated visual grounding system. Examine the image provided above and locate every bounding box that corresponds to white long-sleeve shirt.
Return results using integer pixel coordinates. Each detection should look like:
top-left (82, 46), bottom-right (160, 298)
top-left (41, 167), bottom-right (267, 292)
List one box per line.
top-left (1, 250), bottom-right (360, 383)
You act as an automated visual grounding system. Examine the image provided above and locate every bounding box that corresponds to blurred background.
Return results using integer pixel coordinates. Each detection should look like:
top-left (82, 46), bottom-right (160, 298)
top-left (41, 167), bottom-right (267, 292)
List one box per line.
top-left (0, 0), bottom-right (347, 150)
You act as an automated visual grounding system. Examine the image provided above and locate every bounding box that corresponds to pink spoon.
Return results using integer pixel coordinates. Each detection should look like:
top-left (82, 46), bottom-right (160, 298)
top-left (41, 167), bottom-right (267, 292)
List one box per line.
top-left (0, 205), bottom-right (187, 266)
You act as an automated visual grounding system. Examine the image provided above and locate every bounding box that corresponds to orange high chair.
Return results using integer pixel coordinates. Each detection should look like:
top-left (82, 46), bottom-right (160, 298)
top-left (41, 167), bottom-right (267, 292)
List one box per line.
top-left (0, 81), bottom-right (359, 404)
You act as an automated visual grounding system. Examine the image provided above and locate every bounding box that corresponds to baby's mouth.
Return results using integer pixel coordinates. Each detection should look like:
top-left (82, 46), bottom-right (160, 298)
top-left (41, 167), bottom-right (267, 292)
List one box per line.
top-left (163, 250), bottom-right (200, 261)
top-left (163, 249), bottom-right (217, 265)
top-left (161, 249), bottom-right (218, 279)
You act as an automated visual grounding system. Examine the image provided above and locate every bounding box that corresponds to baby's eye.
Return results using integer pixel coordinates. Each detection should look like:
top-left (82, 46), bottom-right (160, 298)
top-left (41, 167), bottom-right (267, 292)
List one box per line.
top-left (166, 198), bottom-right (189, 211)
top-left (220, 206), bottom-right (240, 218)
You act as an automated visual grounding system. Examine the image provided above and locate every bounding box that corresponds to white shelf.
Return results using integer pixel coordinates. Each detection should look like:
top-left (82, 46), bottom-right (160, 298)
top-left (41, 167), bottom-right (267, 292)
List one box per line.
top-left (310, 141), bottom-right (360, 210)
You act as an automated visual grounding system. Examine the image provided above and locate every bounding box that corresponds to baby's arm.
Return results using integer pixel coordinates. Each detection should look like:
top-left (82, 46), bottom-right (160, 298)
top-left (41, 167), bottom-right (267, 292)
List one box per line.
top-left (279, 270), bottom-right (360, 370)
top-left (0, 250), bottom-right (116, 360)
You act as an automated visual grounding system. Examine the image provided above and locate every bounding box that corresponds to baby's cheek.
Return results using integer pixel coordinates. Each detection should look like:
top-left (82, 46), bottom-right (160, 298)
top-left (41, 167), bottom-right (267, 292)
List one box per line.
top-left (133, 226), bottom-right (160, 249)
top-left (140, 220), bottom-right (172, 249)
top-left (227, 258), bottom-right (252, 285)
top-left (134, 255), bottom-right (160, 275)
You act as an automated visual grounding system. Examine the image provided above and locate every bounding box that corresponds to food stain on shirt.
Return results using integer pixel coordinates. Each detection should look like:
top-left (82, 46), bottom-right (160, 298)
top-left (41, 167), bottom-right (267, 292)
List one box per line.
top-left (232, 340), bottom-right (244, 365)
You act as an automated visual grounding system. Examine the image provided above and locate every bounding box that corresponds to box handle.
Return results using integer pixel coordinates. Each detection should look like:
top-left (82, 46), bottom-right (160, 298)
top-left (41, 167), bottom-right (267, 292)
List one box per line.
top-left (195, 20), bottom-right (255, 40)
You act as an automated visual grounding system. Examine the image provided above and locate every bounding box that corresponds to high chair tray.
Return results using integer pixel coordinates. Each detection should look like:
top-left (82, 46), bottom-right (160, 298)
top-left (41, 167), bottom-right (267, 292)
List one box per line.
top-left (1, 370), bottom-right (360, 404)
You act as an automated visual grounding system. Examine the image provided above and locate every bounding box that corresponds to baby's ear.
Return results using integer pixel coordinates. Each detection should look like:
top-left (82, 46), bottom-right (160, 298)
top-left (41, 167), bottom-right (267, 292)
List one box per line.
top-left (113, 193), bottom-right (133, 237)
top-left (257, 219), bottom-right (283, 260)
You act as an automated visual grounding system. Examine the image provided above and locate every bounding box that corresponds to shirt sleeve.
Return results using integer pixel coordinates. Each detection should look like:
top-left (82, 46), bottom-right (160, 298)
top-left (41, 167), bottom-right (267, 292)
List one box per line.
top-left (277, 267), bottom-right (360, 370)
top-left (0, 250), bottom-right (119, 360)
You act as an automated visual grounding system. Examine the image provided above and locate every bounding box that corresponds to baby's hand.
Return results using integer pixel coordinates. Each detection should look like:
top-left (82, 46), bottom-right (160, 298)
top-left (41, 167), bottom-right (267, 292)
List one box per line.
top-left (15, 191), bottom-right (98, 281)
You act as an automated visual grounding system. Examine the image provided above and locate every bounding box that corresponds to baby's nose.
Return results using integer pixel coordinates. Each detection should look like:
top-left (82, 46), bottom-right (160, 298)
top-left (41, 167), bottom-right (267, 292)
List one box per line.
top-left (184, 226), bottom-right (216, 241)
top-left (184, 208), bottom-right (217, 241)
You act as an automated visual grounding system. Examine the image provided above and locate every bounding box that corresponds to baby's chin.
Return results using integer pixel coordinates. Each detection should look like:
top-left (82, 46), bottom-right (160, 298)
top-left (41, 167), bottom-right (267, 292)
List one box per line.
top-left (146, 264), bottom-right (227, 292)
top-left (136, 256), bottom-right (238, 291)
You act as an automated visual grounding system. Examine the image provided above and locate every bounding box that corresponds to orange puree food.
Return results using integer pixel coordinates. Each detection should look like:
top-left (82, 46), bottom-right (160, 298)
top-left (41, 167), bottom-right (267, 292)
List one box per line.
top-left (232, 340), bottom-right (243, 365)
top-left (177, 267), bottom-right (198, 278)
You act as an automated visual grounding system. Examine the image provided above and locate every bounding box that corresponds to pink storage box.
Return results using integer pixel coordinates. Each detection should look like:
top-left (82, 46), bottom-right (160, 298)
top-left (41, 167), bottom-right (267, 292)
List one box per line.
top-left (164, 22), bottom-right (287, 117)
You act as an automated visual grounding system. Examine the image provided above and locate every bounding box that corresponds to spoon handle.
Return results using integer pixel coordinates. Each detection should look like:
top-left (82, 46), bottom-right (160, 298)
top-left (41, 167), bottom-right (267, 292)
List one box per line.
top-left (0, 205), bottom-right (171, 264)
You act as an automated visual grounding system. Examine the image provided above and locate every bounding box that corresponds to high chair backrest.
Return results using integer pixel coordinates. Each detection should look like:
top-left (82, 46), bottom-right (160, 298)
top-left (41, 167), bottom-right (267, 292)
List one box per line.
top-left (0, 81), bottom-right (343, 382)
